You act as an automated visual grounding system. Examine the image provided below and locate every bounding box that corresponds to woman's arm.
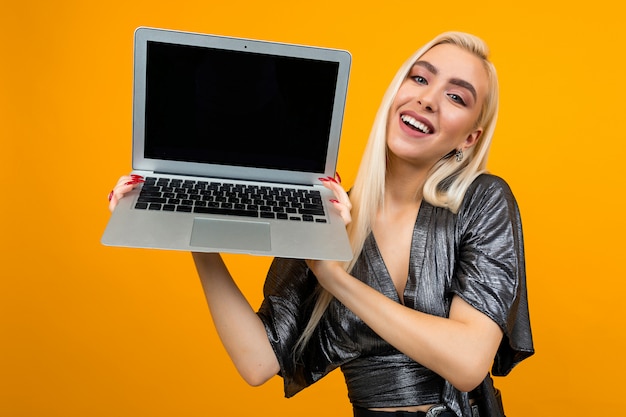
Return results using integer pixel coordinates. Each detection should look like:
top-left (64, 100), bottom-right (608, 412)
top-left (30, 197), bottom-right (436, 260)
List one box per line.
top-left (305, 179), bottom-right (519, 392)
top-left (192, 252), bottom-right (280, 386)
top-left (305, 260), bottom-right (502, 392)
top-left (108, 175), bottom-right (279, 386)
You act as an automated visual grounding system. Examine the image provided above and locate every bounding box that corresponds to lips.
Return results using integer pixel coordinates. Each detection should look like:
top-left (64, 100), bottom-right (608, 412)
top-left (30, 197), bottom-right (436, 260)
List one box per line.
top-left (400, 114), bottom-right (434, 134)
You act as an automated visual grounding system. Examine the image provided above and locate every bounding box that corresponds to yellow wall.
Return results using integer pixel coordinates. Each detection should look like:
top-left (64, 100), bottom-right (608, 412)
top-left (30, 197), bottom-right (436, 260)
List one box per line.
top-left (2, 1), bottom-right (624, 416)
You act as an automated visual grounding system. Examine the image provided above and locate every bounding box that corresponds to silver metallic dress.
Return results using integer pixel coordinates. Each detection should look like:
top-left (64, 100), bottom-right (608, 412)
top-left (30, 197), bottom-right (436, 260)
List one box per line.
top-left (257, 174), bottom-right (534, 417)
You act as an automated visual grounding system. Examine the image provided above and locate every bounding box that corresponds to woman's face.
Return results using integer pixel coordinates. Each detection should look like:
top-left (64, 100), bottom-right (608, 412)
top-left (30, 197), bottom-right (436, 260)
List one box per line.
top-left (387, 43), bottom-right (488, 169)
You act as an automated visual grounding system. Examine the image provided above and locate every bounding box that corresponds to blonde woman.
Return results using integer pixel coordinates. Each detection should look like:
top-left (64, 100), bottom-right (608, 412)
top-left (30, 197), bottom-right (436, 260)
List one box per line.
top-left (109, 32), bottom-right (533, 417)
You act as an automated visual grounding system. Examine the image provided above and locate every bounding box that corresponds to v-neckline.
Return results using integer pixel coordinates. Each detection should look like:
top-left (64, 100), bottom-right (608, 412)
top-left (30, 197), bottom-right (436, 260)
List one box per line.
top-left (369, 201), bottom-right (432, 307)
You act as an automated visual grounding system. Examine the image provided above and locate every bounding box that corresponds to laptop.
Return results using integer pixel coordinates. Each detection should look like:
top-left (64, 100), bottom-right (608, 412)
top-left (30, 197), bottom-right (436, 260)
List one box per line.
top-left (101, 27), bottom-right (353, 261)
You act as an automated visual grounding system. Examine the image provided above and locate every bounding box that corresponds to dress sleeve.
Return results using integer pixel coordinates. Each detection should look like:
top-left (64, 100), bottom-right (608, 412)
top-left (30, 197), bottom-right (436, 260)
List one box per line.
top-left (256, 258), bottom-right (317, 391)
top-left (451, 175), bottom-right (534, 376)
top-left (257, 257), bottom-right (360, 397)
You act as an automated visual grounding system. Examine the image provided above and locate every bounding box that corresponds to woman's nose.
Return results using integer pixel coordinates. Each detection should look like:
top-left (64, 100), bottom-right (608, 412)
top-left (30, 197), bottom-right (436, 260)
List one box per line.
top-left (416, 89), bottom-right (437, 112)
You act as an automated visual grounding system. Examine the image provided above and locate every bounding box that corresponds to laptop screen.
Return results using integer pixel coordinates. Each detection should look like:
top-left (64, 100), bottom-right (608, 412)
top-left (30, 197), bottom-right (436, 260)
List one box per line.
top-left (143, 41), bottom-right (340, 173)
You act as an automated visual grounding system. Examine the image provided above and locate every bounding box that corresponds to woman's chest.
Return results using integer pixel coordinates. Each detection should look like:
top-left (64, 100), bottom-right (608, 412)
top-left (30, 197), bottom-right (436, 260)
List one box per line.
top-left (372, 216), bottom-right (416, 303)
top-left (326, 226), bottom-right (456, 355)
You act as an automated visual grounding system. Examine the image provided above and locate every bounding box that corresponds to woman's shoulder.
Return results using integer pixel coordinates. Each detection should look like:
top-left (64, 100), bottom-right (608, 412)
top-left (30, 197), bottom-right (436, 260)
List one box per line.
top-left (469, 173), bottom-right (513, 193)
top-left (465, 173), bottom-right (516, 203)
top-left (457, 173), bottom-right (520, 220)
top-left (263, 257), bottom-right (315, 296)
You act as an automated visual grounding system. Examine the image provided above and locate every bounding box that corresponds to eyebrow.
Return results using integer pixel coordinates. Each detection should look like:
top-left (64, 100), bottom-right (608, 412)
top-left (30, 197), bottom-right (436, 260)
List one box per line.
top-left (413, 61), bottom-right (478, 102)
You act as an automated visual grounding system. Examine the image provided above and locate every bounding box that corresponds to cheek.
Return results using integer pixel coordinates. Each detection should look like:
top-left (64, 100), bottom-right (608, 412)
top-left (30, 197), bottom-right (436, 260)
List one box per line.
top-left (442, 111), bottom-right (478, 137)
top-left (391, 82), bottom-right (415, 107)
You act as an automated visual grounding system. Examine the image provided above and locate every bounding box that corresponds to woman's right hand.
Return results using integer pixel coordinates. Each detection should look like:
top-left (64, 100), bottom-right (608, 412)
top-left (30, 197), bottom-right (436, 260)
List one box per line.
top-left (107, 174), bottom-right (145, 212)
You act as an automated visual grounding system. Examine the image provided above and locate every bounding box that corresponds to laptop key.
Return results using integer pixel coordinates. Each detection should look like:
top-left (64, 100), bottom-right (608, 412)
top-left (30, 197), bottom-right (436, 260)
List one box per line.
top-left (137, 196), bottom-right (167, 204)
top-left (141, 185), bottom-right (162, 193)
top-left (299, 208), bottom-right (325, 216)
top-left (193, 206), bottom-right (259, 218)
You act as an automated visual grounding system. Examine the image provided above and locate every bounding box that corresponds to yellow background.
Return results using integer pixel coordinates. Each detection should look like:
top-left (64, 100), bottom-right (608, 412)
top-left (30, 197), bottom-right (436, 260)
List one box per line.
top-left (1, 1), bottom-right (624, 416)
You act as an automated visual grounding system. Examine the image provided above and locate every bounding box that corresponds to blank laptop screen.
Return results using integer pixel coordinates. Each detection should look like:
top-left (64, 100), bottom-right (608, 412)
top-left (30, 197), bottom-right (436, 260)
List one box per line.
top-left (143, 41), bottom-right (340, 173)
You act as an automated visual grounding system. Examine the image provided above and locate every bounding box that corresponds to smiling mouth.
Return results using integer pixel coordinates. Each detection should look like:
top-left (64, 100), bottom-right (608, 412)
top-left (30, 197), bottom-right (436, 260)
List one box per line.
top-left (401, 114), bottom-right (431, 134)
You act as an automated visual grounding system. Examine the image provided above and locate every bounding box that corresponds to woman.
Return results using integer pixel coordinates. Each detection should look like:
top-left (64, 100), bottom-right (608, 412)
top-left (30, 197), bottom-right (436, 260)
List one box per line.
top-left (109, 32), bottom-right (534, 417)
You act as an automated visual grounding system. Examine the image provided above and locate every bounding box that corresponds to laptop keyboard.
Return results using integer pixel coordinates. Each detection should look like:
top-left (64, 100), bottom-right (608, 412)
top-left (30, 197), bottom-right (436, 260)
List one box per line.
top-left (133, 176), bottom-right (327, 223)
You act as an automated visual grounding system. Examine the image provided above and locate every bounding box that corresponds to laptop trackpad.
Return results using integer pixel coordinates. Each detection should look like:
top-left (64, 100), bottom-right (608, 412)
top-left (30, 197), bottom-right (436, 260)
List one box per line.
top-left (190, 218), bottom-right (271, 252)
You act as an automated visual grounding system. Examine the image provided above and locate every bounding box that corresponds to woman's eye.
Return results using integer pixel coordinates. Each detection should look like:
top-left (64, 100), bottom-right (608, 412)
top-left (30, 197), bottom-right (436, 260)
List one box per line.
top-left (412, 75), bottom-right (427, 85)
top-left (448, 93), bottom-right (466, 105)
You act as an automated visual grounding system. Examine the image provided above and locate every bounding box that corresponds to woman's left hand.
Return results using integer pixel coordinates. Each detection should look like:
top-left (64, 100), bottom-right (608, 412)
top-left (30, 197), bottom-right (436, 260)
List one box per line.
top-left (319, 172), bottom-right (352, 226)
top-left (306, 172), bottom-right (352, 282)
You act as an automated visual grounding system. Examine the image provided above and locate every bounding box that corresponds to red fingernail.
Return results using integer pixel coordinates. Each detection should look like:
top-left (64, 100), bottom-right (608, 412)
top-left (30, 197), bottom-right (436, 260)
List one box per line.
top-left (319, 177), bottom-right (330, 182)
top-left (329, 199), bottom-right (339, 204)
top-left (335, 172), bottom-right (342, 183)
top-left (131, 174), bottom-right (144, 179)
top-left (108, 191), bottom-right (113, 202)
top-left (327, 176), bottom-right (338, 184)
top-left (124, 179), bottom-right (145, 185)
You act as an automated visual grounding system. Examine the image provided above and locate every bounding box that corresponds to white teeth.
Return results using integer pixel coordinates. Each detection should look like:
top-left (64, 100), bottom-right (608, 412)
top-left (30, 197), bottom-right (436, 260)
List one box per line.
top-left (401, 115), bottom-right (430, 134)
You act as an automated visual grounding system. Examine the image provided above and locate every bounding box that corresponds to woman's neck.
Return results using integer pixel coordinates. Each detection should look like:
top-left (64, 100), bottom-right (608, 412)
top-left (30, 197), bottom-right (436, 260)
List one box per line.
top-left (384, 160), bottom-right (428, 209)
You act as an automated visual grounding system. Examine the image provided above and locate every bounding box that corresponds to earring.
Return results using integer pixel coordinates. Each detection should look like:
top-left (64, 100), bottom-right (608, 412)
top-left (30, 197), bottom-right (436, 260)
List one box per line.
top-left (455, 149), bottom-right (464, 162)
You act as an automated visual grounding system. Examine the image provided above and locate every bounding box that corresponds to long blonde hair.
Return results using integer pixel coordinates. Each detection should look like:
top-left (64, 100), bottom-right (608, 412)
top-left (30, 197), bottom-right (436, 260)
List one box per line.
top-left (295, 32), bottom-right (500, 355)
